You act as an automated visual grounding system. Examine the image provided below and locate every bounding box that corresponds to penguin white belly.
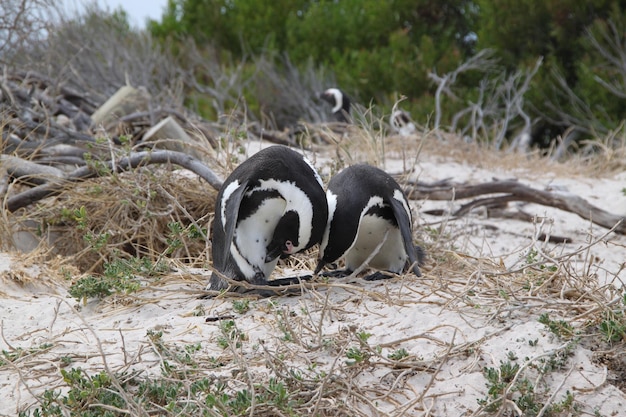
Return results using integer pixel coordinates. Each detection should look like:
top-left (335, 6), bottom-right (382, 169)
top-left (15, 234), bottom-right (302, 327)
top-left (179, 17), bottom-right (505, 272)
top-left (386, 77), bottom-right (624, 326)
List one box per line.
top-left (232, 198), bottom-right (286, 278)
top-left (345, 214), bottom-right (407, 273)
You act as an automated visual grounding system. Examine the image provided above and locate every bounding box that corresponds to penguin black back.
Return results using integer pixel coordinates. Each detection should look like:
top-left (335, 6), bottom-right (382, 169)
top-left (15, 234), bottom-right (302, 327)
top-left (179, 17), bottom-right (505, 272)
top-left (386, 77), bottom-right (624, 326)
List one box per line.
top-left (316, 164), bottom-right (423, 279)
top-left (321, 88), bottom-right (351, 123)
top-left (209, 146), bottom-right (328, 291)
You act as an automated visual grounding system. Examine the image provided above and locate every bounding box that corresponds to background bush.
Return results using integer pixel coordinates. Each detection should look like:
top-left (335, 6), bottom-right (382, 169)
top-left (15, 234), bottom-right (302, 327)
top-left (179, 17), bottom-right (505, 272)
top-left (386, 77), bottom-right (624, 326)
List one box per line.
top-left (4, 0), bottom-right (626, 149)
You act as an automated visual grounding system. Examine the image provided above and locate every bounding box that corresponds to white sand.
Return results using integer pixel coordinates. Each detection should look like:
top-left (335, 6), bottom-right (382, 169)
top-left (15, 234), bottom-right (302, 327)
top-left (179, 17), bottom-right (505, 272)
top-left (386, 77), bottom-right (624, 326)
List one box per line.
top-left (1, 138), bottom-right (625, 416)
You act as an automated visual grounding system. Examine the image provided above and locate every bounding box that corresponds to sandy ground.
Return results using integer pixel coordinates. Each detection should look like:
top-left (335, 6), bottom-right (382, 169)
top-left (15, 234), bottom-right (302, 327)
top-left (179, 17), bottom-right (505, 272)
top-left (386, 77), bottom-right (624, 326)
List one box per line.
top-left (1, 137), bottom-right (625, 416)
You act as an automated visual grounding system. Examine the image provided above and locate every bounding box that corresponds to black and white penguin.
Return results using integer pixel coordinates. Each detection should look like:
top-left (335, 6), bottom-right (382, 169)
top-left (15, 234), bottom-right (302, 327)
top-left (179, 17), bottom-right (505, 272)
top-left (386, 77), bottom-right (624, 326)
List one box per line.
top-left (208, 146), bottom-right (328, 291)
top-left (320, 88), bottom-right (351, 123)
top-left (390, 110), bottom-right (417, 137)
top-left (314, 164), bottom-right (424, 280)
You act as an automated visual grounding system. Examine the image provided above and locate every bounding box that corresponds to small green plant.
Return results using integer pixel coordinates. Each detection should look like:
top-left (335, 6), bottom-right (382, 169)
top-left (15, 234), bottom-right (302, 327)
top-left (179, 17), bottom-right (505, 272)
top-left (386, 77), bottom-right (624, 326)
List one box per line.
top-left (478, 343), bottom-right (579, 415)
top-left (549, 391), bottom-right (579, 414)
top-left (217, 320), bottom-right (246, 349)
top-left (138, 378), bottom-right (185, 407)
top-left (68, 274), bottom-right (115, 300)
top-left (599, 311), bottom-right (626, 343)
top-left (479, 361), bottom-right (526, 413)
top-left (388, 348), bottom-right (409, 361)
top-left (539, 313), bottom-right (575, 339)
top-left (83, 230), bottom-right (111, 250)
top-left (0, 343), bottom-right (53, 367)
top-left (356, 331), bottom-right (372, 344)
top-left (345, 347), bottom-right (369, 365)
top-left (535, 341), bottom-right (577, 374)
top-left (525, 248), bottom-right (539, 264)
top-left (274, 309), bottom-right (297, 342)
top-left (165, 221), bottom-right (184, 253)
top-left (147, 330), bottom-right (204, 368)
top-left (187, 224), bottom-right (207, 239)
top-left (67, 206), bottom-right (88, 230)
top-left (598, 293), bottom-right (626, 344)
top-left (262, 378), bottom-right (297, 410)
top-left (83, 152), bottom-right (111, 176)
top-left (192, 304), bottom-right (205, 316)
top-left (68, 256), bottom-right (166, 303)
top-left (19, 367), bottom-right (132, 416)
top-left (232, 299), bottom-right (251, 314)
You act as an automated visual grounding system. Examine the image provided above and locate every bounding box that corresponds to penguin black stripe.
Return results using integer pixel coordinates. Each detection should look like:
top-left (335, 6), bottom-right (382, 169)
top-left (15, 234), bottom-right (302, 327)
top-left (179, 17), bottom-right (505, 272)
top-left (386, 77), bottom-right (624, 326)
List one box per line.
top-left (237, 189), bottom-right (282, 221)
top-left (315, 164), bottom-right (424, 280)
top-left (209, 146), bottom-right (328, 292)
top-left (364, 204), bottom-right (397, 226)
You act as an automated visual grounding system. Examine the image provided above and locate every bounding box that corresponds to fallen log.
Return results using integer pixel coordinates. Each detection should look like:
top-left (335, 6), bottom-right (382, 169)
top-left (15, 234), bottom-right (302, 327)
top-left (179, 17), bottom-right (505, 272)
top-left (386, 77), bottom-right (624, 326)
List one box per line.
top-left (90, 85), bottom-right (150, 127)
top-left (405, 179), bottom-right (626, 235)
top-left (142, 116), bottom-right (208, 161)
top-left (1, 155), bottom-right (66, 186)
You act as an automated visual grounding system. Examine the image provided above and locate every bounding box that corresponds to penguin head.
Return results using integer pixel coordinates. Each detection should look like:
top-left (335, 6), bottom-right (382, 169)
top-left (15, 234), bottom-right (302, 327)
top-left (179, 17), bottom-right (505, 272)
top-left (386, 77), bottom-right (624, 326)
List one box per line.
top-left (265, 210), bottom-right (301, 262)
top-left (314, 190), bottom-right (345, 274)
top-left (390, 110), bottom-right (416, 136)
top-left (320, 88), bottom-right (351, 123)
top-left (314, 229), bottom-right (354, 274)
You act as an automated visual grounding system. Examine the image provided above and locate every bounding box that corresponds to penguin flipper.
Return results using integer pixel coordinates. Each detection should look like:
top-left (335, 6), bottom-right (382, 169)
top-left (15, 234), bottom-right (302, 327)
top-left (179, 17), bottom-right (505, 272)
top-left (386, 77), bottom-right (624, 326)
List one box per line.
top-left (389, 197), bottom-right (422, 277)
top-left (220, 180), bottom-right (249, 267)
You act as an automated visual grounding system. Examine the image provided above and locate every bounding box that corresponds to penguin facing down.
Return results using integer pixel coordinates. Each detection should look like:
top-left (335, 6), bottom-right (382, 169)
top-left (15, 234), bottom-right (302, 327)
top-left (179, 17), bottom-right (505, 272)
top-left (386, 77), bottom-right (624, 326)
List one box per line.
top-left (209, 146), bottom-right (328, 292)
top-left (390, 110), bottom-right (417, 137)
top-left (320, 88), bottom-right (351, 123)
top-left (314, 164), bottom-right (424, 280)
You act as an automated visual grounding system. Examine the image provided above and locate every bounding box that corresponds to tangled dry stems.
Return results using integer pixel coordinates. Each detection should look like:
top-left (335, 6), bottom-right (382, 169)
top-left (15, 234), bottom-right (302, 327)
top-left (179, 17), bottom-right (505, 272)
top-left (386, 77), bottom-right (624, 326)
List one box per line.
top-left (4, 167), bottom-right (217, 273)
top-left (1, 130), bottom-right (625, 416)
top-left (3, 238), bottom-right (618, 416)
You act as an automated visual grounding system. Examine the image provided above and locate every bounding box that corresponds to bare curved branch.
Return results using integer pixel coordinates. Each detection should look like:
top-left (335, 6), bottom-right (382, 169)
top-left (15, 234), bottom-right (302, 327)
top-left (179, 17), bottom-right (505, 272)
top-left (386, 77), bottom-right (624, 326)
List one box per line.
top-left (404, 179), bottom-right (626, 235)
top-left (6, 150), bottom-right (223, 212)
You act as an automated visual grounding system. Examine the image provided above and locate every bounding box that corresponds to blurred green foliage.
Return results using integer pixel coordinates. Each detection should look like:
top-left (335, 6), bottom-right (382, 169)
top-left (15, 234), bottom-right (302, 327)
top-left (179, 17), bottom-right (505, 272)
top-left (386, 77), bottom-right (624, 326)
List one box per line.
top-left (148, 0), bottom-right (626, 146)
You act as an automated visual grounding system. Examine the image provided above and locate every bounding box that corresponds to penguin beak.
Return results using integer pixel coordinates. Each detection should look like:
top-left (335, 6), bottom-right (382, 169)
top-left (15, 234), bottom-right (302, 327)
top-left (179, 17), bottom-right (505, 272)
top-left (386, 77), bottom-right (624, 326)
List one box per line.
top-left (265, 245), bottom-right (282, 262)
top-left (265, 241), bottom-right (295, 263)
top-left (313, 260), bottom-right (326, 275)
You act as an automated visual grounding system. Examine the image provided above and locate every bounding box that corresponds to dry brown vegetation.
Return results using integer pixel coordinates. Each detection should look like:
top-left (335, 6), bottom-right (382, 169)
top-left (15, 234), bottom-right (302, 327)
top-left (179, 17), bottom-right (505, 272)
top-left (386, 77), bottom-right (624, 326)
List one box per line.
top-left (1, 2), bottom-right (626, 416)
top-left (2, 124), bottom-right (626, 416)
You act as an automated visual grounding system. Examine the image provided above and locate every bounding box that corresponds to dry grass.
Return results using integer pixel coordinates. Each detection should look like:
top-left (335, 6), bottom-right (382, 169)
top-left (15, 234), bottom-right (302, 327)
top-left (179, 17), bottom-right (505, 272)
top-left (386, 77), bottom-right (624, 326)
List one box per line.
top-left (2, 167), bottom-right (217, 273)
top-left (1, 128), bottom-right (626, 416)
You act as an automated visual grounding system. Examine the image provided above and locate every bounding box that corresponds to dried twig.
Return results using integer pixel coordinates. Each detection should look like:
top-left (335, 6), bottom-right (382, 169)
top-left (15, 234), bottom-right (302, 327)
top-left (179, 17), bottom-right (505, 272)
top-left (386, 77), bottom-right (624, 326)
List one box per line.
top-left (404, 178), bottom-right (626, 234)
top-left (6, 150), bottom-right (223, 212)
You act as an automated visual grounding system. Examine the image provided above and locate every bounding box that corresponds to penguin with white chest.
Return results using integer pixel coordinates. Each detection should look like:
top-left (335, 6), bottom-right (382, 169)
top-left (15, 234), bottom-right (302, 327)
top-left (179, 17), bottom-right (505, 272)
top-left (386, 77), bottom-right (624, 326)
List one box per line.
top-left (209, 146), bottom-right (328, 292)
top-left (320, 88), bottom-right (351, 123)
top-left (390, 110), bottom-right (417, 137)
top-left (314, 164), bottom-right (424, 280)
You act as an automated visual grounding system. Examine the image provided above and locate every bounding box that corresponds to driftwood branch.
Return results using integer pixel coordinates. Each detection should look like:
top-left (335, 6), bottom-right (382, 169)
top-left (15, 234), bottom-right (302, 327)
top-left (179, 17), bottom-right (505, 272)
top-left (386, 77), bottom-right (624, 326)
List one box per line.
top-left (1, 155), bottom-right (66, 185)
top-left (404, 179), bottom-right (626, 235)
top-left (6, 150), bottom-right (224, 212)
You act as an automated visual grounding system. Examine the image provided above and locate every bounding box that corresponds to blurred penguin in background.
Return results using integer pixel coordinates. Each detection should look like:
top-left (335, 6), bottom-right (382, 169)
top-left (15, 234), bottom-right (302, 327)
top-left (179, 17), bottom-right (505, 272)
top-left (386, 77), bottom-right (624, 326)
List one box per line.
top-left (390, 109), bottom-right (417, 137)
top-left (320, 88), bottom-right (351, 123)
